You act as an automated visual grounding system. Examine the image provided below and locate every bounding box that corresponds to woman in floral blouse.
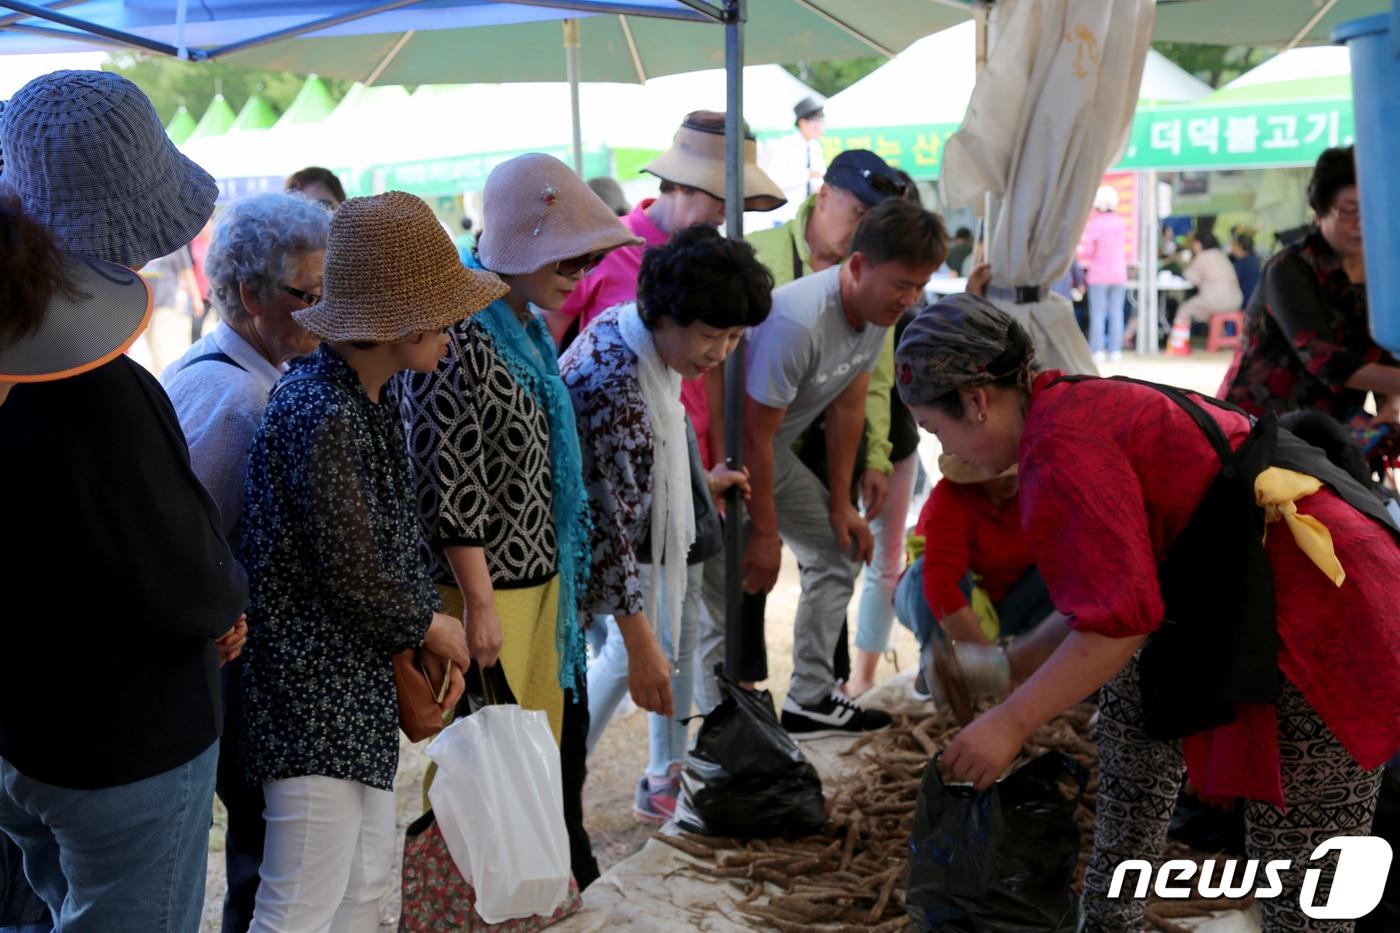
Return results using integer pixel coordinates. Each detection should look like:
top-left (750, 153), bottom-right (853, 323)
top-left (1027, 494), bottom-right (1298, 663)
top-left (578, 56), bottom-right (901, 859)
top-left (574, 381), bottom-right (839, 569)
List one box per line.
top-left (238, 192), bottom-right (496, 930)
top-left (394, 154), bottom-right (643, 888)
top-left (562, 225), bottom-right (772, 823)
top-left (1220, 147), bottom-right (1400, 460)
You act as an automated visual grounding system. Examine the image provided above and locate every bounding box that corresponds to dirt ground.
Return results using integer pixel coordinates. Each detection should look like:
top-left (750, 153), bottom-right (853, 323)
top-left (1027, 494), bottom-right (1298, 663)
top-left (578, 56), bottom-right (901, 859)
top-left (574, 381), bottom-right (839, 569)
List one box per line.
top-left (199, 350), bottom-right (1235, 931)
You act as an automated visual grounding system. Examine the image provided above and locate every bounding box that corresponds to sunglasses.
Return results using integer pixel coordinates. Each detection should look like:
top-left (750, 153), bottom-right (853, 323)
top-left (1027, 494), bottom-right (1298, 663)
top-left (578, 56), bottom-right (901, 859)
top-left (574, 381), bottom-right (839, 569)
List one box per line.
top-left (862, 169), bottom-right (910, 200)
top-left (280, 283), bottom-right (321, 305)
top-left (554, 251), bottom-right (609, 279)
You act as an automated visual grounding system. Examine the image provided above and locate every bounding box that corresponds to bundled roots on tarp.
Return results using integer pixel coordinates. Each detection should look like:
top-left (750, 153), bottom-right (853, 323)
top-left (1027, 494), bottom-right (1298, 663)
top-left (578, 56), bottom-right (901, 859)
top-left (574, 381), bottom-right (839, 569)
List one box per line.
top-left (657, 704), bottom-right (1256, 932)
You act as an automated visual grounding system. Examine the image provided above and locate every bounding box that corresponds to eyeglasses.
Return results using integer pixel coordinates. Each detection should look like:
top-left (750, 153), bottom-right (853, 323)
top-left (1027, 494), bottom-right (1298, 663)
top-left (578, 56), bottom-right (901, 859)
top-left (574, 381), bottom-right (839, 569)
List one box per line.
top-left (554, 251), bottom-right (609, 279)
top-left (1330, 204), bottom-right (1361, 224)
top-left (861, 169), bottom-right (910, 200)
top-left (280, 283), bottom-right (321, 305)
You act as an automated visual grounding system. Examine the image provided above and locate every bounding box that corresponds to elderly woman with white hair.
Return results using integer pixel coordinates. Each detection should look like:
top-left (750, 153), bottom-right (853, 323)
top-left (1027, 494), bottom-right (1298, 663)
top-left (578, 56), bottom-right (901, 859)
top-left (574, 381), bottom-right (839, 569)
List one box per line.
top-left (1076, 184), bottom-right (1129, 362)
top-left (161, 190), bottom-right (330, 933)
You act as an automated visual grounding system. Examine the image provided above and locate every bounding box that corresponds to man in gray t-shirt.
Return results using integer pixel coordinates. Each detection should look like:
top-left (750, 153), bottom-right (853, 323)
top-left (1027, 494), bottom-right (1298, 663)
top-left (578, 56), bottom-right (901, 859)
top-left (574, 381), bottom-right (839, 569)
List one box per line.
top-left (718, 198), bottom-right (946, 738)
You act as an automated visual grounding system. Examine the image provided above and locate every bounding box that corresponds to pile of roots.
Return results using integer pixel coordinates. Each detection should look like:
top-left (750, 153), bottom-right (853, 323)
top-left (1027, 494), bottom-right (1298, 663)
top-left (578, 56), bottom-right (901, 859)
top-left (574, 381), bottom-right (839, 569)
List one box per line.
top-left (656, 704), bottom-right (1254, 932)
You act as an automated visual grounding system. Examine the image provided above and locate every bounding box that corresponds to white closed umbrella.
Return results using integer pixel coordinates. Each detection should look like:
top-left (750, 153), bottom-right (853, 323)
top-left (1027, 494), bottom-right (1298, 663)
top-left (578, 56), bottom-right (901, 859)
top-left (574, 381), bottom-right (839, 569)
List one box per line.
top-left (941, 0), bottom-right (1154, 374)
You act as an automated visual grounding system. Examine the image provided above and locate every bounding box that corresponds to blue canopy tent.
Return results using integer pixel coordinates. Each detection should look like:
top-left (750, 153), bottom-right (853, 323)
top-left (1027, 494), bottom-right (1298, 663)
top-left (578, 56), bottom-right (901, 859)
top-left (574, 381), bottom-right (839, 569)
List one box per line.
top-left (0, 0), bottom-right (971, 677)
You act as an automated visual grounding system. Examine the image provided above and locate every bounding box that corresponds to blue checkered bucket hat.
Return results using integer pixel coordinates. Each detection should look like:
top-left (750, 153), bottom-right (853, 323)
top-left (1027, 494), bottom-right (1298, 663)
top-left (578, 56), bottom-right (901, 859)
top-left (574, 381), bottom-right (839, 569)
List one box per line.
top-left (0, 70), bottom-right (217, 267)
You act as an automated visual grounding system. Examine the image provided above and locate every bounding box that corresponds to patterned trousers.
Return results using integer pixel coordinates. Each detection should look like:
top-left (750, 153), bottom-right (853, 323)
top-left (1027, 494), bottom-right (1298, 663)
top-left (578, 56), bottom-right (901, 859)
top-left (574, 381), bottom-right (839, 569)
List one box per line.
top-left (1082, 656), bottom-right (1383, 932)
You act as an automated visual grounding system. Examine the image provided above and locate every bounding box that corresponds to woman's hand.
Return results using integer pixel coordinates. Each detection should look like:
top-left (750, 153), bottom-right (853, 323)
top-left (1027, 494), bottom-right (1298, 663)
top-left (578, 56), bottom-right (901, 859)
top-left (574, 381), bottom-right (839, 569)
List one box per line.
top-left (940, 704), bottom-right (1031, 790)
top-left (464, 600), bottom-right (505, 669)
top-left (707, 463), bottom-right (751, 510)
top-left (621, 623), bottom-right (674, 717)
top-left (215, 614), bottom-right (248, 667)
top-left (424, 612), bottom-right (472, 672)
top-left (420, 649), bottom-right (466, 712)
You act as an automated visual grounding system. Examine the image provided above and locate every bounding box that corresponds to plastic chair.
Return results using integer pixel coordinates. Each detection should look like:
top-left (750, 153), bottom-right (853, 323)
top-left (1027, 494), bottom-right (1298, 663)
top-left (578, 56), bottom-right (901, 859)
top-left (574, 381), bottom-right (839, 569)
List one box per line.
top-left (1207, 311), bottom-right (1246, 352)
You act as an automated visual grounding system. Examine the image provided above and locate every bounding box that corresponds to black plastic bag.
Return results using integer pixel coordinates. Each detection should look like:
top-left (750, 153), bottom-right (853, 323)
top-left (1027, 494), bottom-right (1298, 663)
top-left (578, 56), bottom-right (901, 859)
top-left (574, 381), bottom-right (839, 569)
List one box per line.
top-left (673, 667), bottom-right (825, 839)
top-left (907, 751), bottom-right (1086, 932)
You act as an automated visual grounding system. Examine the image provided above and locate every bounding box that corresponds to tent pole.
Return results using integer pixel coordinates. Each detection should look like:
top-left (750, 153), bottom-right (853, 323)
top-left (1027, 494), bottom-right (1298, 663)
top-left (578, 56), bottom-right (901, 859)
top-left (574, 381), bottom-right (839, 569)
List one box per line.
top-left (722, 0), bottom-right (746, 683)
top-left (1142, 170), bottom-right (1160, 355)
top-left (564, 19), bottom-right (584, 175)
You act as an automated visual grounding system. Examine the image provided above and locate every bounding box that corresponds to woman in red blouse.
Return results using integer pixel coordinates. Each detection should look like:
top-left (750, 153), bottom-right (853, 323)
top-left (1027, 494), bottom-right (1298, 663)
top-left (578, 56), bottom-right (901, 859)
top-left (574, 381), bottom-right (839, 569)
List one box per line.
top-left (896, 293), bottom-right (1400, 932)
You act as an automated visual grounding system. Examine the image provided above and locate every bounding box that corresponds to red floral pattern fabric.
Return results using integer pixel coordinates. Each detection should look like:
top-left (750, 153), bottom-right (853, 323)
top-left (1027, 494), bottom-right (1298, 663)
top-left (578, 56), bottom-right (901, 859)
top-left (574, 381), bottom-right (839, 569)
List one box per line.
top-left (399, 815), bottom-right (581, 932)
top-left (1021, 370), bottom-right (1400, 805)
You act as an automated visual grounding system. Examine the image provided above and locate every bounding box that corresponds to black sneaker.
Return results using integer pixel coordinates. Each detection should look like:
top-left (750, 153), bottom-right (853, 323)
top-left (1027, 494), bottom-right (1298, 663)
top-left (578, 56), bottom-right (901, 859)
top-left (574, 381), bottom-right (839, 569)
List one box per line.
top-left (780, 690), bottom-right (893, 740)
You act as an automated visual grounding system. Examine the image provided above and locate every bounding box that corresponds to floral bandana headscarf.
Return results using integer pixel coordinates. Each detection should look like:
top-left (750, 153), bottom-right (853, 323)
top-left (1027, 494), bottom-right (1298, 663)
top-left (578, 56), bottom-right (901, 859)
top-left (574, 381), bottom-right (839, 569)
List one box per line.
top-left (895, 293), bottom-right (1037, 407)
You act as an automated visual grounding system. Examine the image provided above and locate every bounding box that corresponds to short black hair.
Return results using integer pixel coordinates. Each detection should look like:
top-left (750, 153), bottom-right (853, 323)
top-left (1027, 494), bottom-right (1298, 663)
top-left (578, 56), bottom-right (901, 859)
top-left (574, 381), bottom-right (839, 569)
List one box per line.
top-left (637, 225), bottom-right (773, 330)
top-left (954, 226), bottom-right (973, 240)
top-left (1279, 410), bottom-right (1376, 490)
top-left (1234, 230), bottom-right (1255, 253)
top-left (892, 169), bottom-right (921, 204)
top-left (849, 199), bottom-right (948, 268)
top-left (286, 166), bottom-right (347, 205)
top-left (1308, 146), bottom-right (1356, 216)
top-left (1194, 229), bottom-right (1221, 251)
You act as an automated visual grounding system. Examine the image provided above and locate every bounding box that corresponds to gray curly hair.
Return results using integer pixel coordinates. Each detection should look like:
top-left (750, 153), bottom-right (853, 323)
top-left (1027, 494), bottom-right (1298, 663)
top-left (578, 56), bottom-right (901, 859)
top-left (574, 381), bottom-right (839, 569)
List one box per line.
top-left (205, 192), bottom-right (331, 326)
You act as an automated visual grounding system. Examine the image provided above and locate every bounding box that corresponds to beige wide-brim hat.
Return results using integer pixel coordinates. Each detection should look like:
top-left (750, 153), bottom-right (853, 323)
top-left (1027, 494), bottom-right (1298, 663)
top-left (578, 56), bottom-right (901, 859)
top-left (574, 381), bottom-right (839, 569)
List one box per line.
top-left (643, 113), bottom-right (786, 213)
top-left (478, 153), bottom-right (643, 276)
top-left (0, 253), bottom-right (152, 382)
top-left (294, 190), bottom-right (507, 343)
top-left (938, 453), bottom-right (1018, 485)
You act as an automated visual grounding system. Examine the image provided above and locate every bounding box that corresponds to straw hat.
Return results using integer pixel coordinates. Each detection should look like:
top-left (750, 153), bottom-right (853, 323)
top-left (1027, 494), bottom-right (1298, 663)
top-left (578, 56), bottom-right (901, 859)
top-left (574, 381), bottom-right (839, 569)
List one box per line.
top-left (478, 153), bottom-right (643, 276)
top-left (0, 254), bottom-right (152, 382)
top-left (643, 111), bottom-right (786, 212)
top-left (0, 70), bottom-right (217, 268)
top-left (293, 191), bottom-right (507, 343)
top-left (937, 453), bottom-right (1018, 485)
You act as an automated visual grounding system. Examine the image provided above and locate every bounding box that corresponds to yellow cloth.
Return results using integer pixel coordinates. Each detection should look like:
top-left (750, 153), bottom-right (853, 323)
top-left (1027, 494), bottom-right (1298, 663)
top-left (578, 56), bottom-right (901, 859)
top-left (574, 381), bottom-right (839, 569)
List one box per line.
top-left (437, 578), bottom-right (564, 742)
top-left (1254, 466), bottom-right (1345, 587)
top-left (969, 575), bottom-right (1001, 640)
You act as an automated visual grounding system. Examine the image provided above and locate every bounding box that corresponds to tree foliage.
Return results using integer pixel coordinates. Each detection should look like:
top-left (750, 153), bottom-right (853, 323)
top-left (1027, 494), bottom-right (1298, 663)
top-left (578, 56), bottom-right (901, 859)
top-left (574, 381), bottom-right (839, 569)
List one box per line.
top-left (102, 53), bottom-right (353, 124)
top-left (1151, 42), bottom-right (1274, 89)
top-left (781, 58), bottom-right (883, 100)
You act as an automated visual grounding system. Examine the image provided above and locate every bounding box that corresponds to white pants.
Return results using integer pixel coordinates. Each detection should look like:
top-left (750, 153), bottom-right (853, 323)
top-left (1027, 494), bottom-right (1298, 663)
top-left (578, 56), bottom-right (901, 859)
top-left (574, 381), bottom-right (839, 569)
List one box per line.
top-left (250, 776), bottom-right (396, 933)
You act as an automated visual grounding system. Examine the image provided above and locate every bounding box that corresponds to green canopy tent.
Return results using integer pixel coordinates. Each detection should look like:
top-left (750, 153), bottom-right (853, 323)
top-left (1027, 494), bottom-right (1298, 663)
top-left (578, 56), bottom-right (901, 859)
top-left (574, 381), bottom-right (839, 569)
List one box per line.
top-left (229, 92), bottom-right (280, 131)
top-left (164, 103), bottom-right (197, 145)
top-left (188, 92), bottom-right (236, 139)
top-left (274, 73), bottom-right (337, 127)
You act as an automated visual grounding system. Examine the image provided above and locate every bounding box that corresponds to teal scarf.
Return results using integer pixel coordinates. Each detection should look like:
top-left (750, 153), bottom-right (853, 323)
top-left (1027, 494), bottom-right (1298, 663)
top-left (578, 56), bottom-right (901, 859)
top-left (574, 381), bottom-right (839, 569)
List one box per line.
top-left (470, 268), bottom-right (591, 696)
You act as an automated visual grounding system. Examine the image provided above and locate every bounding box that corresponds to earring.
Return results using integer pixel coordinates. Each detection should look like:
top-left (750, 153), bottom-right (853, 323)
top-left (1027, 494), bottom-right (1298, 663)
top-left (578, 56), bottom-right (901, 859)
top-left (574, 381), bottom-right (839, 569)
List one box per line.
top-left (977, 412), bottom-right (987, 423)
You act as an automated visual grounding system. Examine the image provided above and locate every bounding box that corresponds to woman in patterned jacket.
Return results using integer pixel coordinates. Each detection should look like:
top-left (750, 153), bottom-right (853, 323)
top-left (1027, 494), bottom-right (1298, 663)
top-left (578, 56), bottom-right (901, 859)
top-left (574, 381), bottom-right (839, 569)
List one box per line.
top-left (562, 225), bottom-right (771, 824)
top-left (394, 153), bottom-right (645, 888)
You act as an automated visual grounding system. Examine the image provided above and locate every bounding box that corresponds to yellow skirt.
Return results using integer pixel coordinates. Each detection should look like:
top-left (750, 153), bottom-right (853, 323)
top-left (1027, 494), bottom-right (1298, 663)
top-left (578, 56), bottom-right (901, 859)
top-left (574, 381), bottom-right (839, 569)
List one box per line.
top-left (437, 576), bottom-right (563, 744)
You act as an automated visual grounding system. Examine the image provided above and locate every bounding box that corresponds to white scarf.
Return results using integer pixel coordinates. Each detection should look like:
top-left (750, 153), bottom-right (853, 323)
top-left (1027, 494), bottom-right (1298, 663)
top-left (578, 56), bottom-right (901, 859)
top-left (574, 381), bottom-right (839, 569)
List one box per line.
top-left (617, 303), bottom-right (695, 652)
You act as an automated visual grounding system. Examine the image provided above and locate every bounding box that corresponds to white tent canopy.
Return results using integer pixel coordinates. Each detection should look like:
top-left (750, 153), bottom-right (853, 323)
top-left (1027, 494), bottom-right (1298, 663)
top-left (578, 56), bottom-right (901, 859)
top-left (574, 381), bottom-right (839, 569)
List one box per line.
top-left (824, 24), bottom-right (1207, 134)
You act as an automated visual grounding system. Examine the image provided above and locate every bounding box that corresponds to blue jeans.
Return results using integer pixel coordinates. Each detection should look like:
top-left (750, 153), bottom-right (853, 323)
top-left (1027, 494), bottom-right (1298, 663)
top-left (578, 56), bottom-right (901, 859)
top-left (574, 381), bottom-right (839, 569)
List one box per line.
top-left (854, 454), bottom-right (919, 653)
top-left (0, 741), bottom-right (218, 933)
top-left (1088, 283), bottom-right (1127, 355)
top-left (586, 563), bottom-right (701, 777)
top-left (894, 558), bottom-right (1055, 648)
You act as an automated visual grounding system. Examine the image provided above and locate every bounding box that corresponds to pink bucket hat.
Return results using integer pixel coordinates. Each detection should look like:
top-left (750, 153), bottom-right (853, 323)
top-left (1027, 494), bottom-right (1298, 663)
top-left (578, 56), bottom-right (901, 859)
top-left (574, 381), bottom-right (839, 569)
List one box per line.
top-left (477, 153), bottom-right (642, 276)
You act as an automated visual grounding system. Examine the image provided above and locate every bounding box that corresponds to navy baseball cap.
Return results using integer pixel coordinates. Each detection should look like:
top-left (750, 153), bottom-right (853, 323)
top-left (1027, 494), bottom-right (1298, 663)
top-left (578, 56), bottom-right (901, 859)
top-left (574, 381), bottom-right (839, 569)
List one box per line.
top-left (824, 150), bottom-right (907, 207)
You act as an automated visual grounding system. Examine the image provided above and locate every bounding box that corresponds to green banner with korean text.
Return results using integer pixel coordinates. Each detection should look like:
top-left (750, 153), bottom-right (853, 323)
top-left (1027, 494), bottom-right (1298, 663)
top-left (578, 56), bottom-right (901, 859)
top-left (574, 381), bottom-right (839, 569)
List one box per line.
top-left (1117, 99), bottom-right (1353, 171)
top-left (815, 98), bottom-right (1353, 179)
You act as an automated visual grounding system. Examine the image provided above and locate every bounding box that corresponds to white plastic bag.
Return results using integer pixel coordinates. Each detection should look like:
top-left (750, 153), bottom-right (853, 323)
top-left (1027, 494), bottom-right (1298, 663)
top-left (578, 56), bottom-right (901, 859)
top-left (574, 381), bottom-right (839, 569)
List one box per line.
top-left (426, 703), bottom-right (570, 923)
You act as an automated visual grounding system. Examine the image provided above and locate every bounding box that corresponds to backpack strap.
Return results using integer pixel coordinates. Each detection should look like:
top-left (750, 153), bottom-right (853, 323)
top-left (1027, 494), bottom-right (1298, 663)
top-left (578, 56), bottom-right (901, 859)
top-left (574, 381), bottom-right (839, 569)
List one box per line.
top-left (269, 370), bottom-right (329, 399)
top-left (1047, 374), bottom-right (1238, 464)
top-left (179, 350), bottom-right (247, 373)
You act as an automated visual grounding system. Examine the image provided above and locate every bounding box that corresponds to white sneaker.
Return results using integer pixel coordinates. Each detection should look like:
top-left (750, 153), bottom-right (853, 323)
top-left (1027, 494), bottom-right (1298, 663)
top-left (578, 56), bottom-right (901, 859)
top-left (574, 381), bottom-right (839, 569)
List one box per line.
top-left (1109, 350), bottom-right (1123, 362)
top-left (1091, 350), bottom-right (1107, 363)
